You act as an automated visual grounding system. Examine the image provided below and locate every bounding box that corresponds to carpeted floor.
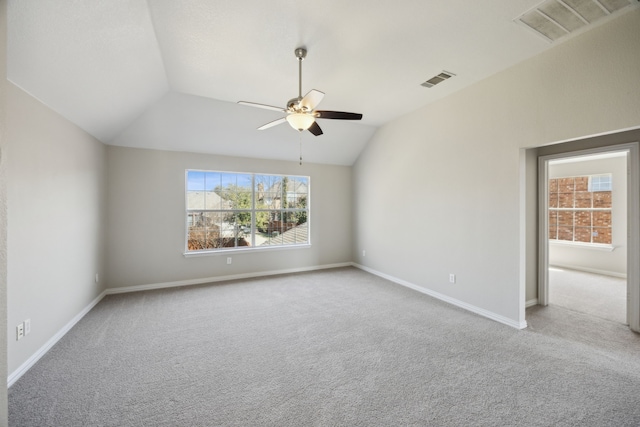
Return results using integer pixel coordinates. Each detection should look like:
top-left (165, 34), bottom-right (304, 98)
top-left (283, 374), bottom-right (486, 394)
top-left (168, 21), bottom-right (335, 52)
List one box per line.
top-left (549, 267), bottom-right (626, 324)
top-left (9, 267), bottom-right (640, 426)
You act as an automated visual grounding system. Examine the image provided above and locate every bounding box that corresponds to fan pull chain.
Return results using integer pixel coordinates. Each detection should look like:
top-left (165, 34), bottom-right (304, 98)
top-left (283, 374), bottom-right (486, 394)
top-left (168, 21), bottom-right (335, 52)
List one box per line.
top-left (299, 133), bottom-right (303, 166)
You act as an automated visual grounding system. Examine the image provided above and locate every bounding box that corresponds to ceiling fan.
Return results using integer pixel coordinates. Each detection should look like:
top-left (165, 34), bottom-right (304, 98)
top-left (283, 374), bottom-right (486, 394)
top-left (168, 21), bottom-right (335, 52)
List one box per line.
top-left (238, 47), bottom-right (363, 136)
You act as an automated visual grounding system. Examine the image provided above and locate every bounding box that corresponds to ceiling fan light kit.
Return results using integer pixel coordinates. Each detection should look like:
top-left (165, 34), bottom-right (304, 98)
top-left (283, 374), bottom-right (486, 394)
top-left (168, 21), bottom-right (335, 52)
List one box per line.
top-left (286, 113), bottom-right (315, 131)
top-left (238, 47), bottom-right (363, 136)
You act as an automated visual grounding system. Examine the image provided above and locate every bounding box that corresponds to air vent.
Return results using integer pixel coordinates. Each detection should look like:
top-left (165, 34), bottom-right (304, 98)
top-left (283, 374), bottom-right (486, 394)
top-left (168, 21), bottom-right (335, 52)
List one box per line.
top-left (421, 71), bottom-right (456, 88)
top-left (516, 0), bottom-right (637, 42)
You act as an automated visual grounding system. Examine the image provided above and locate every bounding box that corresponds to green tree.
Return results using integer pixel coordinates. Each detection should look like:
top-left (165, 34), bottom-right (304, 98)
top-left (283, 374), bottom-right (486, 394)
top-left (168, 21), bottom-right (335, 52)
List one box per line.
top-left (216, 184), bottom-right (252, 226)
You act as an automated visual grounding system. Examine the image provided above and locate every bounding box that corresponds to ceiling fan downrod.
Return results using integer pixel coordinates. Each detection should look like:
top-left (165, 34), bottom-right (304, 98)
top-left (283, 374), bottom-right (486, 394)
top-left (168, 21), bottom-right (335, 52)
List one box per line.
top-left (294, 47), bottom-right (307, 102)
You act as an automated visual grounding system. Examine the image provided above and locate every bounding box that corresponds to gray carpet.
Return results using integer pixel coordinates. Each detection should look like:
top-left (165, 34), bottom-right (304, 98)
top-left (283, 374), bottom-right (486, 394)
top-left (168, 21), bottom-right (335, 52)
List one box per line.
top-left (549, 267), bottom-right (626, 324)
top-left (9, 267), bottom-right (640, 426)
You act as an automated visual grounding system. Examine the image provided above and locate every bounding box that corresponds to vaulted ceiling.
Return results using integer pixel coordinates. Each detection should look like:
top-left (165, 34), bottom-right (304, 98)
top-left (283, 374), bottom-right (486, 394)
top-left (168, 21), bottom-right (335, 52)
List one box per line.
top-left (8, 0), bottom-right (638, 165)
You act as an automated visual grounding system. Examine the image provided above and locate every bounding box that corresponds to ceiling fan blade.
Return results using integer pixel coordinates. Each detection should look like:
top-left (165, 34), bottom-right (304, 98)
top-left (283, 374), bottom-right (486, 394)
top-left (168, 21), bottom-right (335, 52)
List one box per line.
top-left (308, 121), bottom-right (323, 136)
top-left (258, 117), bottom-right (287, 130)
top-left (299, 90), bottom-right (325, 111)
top-left (238, 101), bottom-right (286, 113)
top-left (315, 110), bottom-right (363, 120)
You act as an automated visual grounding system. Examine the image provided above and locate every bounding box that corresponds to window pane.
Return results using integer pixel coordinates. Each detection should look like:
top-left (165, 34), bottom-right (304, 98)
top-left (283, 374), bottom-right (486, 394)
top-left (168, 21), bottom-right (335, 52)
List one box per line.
top-left (593, 228), bottom-right (612, 244)
top-left (205, 172), bottom-right (221, 191)
top-left (589, 174), bottom-right (612, 192)
top-left (291, 221), bottom-right (309, 244)
top-left (558, 177), bottom-right (574, 192)
top-left (188, 212), bottom-right (221, 250)
top-left (188, 222), bottom-right (207, 250)
top-left (187, 171), bottom-right (205, 191)
top-left (593, 192), bottom-right (612, 208)
top-left (574, 177), bottom-right (588, 191)
top-left (187, 190), bottom-right (205, 210)
top-left (558, 226), bottom-right (573, 241)
top-left (575, 211), bottom-right (591, 227)
top-left (558, 193), bottom-right (574, 208)
top-left (208, 190), bottom-right (223, 210)
top-left (593, 211), bottom-right (611, 227)
top-left (575, 227), bottom-right (591, 243)
top-left (557, 211), bottom-right (573, 226)
top-left (549, 226), bottom-right (558, 240)
top-left (574, 191), bottom-right (592, 208)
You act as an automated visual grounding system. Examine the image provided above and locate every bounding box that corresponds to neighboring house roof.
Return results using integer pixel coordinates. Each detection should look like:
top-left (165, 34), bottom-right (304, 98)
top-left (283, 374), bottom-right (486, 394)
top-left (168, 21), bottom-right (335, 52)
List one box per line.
top-left (264, 180), bottom-right (308, 198)
top-left (187, 191), bottom-right (231, 210)
top-left (260, 222), bottom-right (308, 246)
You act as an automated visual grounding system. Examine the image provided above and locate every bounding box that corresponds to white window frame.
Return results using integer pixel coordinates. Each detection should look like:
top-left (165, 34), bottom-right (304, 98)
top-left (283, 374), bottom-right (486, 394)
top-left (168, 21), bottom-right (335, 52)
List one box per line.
top-left (548, 173), bottom-right (612, 246)
top-left (184, 170), bottom-right (310, 255)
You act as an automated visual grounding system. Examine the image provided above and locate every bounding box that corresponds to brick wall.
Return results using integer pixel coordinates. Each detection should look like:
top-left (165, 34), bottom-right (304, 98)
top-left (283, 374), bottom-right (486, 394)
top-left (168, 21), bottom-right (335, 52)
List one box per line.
top-left (549, 176), bottom-right (612, 244)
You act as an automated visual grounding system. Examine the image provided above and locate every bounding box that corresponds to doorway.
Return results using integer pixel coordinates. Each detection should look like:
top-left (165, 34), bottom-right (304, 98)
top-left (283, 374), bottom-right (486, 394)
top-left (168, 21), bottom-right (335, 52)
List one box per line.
top-left (536, 141), bottom-right (640, 332)
top-left (547, 152), bottom-right (627, 323)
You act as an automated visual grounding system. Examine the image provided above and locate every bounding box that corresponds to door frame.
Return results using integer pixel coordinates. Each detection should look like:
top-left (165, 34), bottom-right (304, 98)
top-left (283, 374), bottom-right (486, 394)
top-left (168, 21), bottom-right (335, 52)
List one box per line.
top-left (537, 142), bottom-right (640, 331)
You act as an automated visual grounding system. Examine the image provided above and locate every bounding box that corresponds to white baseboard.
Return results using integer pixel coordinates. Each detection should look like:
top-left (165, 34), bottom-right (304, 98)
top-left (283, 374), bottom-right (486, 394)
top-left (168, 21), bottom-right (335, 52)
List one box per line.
top-left (549, 264), bottom-right (626, 279)
top-left (353, 263), bottom-right (528, 330)
top-left (10, 261), bottom-right (525, 387)
top-left (105, 262), bottom-right (352, 295)
top-left (8, 290), bottom-right (108, 388)
top-left (526, 299), bottom-right (539, 308)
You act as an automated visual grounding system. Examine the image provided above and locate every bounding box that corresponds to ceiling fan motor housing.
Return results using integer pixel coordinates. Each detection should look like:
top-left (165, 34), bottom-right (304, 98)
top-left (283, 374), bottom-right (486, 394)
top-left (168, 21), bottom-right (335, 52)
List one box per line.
top-left (287, 97), bottom-right (303, 111)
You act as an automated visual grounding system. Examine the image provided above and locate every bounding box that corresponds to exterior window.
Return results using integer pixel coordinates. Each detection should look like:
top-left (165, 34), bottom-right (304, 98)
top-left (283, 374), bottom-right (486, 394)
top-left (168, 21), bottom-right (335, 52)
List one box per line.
top-left (186, 170), bottom-right (309, 252)
top-left (549, 174), bottom-right (612, 245)
top-left (588, 174), bottom-right (612, 192)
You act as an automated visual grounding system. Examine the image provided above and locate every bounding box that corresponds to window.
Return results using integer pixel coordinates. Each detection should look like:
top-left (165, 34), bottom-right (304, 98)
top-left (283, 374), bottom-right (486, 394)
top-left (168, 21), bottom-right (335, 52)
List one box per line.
top-left (548, 174), bottom-right (612, 245)
top-left (186, 170), bottom-right (309, 252)
top-left (588, 174), bottom-right (612, 192)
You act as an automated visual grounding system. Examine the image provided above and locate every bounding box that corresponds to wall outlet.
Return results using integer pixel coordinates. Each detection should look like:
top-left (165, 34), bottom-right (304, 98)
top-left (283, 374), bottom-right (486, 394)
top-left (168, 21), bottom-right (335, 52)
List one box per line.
top-left (16, 323), bottom-right (24, 341)
top-left (95, 273), bottom-right (99, 283)
top-left (449, 274), bottom-right (456, 284)
top-left (362, 250), bottom-right (366, 257)
top-left (227, 257), bottom-right (232, 265)
top-left (24, 319), bottom-right (31, 335)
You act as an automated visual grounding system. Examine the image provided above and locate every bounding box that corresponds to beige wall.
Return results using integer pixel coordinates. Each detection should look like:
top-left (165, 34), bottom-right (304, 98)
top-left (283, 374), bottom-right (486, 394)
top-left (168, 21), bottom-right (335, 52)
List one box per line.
top-left (0, 0), bottom-right (9, 423)
top-left (353, 10), bottom-right (640, 326)
top-left (105, 146), bottom-right (352, 288)
top-left (6, 83), bottom-right (107, 375)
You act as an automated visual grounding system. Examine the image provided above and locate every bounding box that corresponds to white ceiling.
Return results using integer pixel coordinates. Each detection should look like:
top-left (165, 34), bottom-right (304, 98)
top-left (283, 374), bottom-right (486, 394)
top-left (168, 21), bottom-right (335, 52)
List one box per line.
top-left (7, 0), bottom-right (637, 165)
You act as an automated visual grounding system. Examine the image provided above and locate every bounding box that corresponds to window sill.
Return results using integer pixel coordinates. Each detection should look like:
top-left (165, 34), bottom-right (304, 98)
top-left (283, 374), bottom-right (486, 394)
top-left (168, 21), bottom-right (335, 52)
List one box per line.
top-left (549, 240), bottom-right (615, 252)
top-left (183, 243), bottom-right (311, 257)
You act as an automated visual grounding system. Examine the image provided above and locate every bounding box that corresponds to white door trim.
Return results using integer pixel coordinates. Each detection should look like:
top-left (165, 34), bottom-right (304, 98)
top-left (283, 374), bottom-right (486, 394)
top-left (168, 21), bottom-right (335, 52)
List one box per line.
top-left (537, 142), bottom-right (640, 331)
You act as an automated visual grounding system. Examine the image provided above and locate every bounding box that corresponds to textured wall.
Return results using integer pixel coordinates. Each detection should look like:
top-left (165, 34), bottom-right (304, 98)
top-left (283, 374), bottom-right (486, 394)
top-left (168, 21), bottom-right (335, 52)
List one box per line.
top-left (105, 146), bottom-right (352, 288)
top-left (353, 10), bottom-right (640, 326)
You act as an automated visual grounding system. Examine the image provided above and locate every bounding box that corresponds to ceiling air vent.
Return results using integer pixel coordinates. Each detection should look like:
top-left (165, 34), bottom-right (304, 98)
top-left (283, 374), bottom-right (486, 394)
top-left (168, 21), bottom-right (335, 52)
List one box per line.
top-left (421, 71), bottom-right (456, 88)
top-left (515, 0), bottom-right (638, 42)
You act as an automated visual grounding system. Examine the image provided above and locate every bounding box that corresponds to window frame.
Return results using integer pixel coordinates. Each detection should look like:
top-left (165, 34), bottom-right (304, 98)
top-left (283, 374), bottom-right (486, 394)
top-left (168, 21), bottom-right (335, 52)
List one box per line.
top-left (184, 169), bottom-right (311, 256)
top-left (548, 173), bottom-right (612, 246)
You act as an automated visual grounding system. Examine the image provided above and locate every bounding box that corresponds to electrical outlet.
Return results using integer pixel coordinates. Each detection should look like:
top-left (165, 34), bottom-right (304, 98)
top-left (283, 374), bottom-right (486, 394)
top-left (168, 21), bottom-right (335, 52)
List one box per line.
top-left (227, 257), bottom-right (232, 265)
top-left (95, 273), bottom-right (99, 283)
top-left (24, 319), bottom-right (31, 335)
top-left (449, 274), bottom-right (456, 284)
top-left (16, 323), bottom-right (24, 341)
top-left (362, 250), bottom-right (366, 257)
